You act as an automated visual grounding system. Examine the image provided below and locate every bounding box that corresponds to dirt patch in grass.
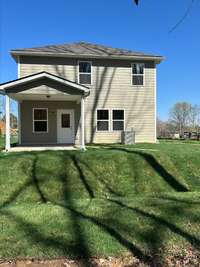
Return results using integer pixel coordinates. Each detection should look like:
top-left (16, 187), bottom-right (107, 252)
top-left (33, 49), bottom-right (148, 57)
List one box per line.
top-left (1, 248), bottom-right (200, 267)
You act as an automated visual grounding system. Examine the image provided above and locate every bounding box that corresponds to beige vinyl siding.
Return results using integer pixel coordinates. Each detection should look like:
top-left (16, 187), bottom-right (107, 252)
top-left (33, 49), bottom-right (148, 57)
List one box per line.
top-left (19, 56), bottom-right (156, 143)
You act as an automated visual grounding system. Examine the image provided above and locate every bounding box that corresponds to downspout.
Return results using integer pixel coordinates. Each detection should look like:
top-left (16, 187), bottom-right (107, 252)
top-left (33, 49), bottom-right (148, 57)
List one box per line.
top-left (17, 56), bottom-right (22, 144)
top-left (154, 62), bottom-right (157, 143)
top-left (17, 55), bottom-right (21, 78)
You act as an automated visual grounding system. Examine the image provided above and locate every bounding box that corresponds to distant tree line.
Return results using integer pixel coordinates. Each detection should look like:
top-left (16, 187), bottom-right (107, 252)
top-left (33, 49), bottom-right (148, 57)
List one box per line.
top-left (157, 102), bottom-right (200, 138)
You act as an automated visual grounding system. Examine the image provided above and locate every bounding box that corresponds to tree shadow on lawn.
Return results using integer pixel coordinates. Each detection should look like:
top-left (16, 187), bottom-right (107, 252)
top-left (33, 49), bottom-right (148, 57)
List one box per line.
top-left (71, 155), bottom-right (95, 199)
top-left (1, 195), bottom-right (200, 266)
top-left (59, 153), bottom-right (151, 265)
top-left (108, 147), bottom-right (189, 192)
top-left (0, 152), bottom-right (150, 264)
top-left (0, 153), bottom-right (47, 208)
top-left (74, 156), bottom-right (124, 197)
top-left (109, 198), bottom-right (200, 248)
top-left (1, 208), bottom-right (79, 256)
top-left (108, 198), bottom-right (200, 266)
top-left (154, 194), bottom-right (200, 205)
top-left (0, 154), bottom-right (47, 208)
top-left (0, 151), bottom-right (199, 266)
top-left (0, 153), bottom-right (95, 266)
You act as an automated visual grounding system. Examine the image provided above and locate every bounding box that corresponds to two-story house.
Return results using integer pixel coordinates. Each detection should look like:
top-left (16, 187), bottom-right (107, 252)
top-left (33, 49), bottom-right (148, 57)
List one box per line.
top-left (0, 42), bottom-right (163, 150)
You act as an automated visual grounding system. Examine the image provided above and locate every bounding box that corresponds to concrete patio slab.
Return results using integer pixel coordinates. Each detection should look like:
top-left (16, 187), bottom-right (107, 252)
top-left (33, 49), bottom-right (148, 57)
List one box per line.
top-left (4, 146), bottom-right (77, 152)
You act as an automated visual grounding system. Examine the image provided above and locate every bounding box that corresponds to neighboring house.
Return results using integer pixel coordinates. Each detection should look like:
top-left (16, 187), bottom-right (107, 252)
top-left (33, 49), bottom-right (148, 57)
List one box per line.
top-left (0, 121), bottom-right (5, 135)
top-left (0, 118), bottom-right (18, 136)
top-left (2, 113), bottom-right (18, 129)
top-left (0, 42), bottom-right (163, 150)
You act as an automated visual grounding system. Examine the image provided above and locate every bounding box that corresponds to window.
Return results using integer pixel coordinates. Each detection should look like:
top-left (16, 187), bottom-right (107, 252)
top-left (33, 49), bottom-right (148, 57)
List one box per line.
top-left (79, 61), bottom-right (92, 84)
top-left (62, 114), bottom-right (70, 128)
top-left (33, 108), bottom-right (48, 133)
top-left (112, 110), bottom-right (124, 131)
top-left (132, 63), bottom-right (144, 86)
top-left (97, 110), bottom-right (109, 131)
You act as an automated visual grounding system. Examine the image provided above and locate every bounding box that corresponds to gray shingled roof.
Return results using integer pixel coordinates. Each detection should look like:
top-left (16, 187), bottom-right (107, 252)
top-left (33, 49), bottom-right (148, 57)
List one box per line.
top-left (11, 42), bottom-right (163, 61)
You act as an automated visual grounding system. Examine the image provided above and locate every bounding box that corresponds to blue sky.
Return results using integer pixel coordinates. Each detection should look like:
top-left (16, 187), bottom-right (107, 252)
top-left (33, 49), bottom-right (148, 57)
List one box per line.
top-left (0, 0), bottom-right (199, 120)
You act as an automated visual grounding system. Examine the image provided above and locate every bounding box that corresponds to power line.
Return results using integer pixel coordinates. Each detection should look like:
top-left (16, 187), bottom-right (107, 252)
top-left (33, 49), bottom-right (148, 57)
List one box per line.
top-left (169, 0), bottom-right (196, 33)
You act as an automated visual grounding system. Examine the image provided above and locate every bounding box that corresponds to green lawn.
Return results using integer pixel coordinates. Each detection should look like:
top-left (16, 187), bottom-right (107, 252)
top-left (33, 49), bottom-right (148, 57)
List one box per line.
top-left (0, 136), bottom-right (4, 150)
top-left (0, 135), bottom-right (18, 150)
top-left (0, 142), bottom-right (200, 264)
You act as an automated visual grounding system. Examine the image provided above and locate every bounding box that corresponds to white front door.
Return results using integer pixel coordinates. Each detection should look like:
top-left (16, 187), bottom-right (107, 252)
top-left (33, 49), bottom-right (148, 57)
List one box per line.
top-left (57, 109), bottom-right (74, 144)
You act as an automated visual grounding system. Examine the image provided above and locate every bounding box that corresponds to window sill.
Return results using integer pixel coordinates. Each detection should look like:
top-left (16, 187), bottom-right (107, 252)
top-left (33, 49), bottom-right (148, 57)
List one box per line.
top-left (96, 130), bottom-right (123, 133)
top-left (96, 130), bottom-right (110, 133)
top-left (131, 84), bottom-right (145, 87)
top-left (32, 132), bottom-right (48, 134)
top-left (80, 83), bottom-right (92, 86)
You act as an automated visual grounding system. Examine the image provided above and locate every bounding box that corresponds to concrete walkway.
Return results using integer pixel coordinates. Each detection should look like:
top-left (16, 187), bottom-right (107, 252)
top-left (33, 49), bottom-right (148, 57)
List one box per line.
top-left (5, 146), bottom-right (77, 152)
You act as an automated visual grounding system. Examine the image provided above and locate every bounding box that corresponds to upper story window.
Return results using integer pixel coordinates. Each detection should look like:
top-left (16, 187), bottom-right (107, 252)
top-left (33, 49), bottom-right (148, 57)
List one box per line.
top-left (79, 61), bottom-right (92, 85)
top-left (132, 63), bottom-right (144, 86)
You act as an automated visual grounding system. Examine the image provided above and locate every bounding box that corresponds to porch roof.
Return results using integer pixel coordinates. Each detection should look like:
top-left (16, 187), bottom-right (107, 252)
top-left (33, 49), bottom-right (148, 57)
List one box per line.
top-left (0, 72), bottom-right (90, 98)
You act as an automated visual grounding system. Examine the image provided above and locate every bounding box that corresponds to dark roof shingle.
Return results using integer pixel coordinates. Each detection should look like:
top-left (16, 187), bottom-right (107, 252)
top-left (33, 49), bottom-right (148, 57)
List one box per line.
top-left (11, 42), bottom-right (163, 61)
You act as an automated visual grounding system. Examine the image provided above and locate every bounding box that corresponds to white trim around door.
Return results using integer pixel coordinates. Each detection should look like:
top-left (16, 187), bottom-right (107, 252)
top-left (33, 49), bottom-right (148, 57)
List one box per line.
top-left (57, 109), bottom-right (75, 144)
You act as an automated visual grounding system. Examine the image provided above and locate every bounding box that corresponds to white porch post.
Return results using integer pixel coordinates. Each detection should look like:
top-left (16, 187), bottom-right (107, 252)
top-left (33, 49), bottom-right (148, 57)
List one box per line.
top-left (80, 96), bottom-right (85, 150)
top-left (5, 95), bottom-right (10, 151)
top-left (18, 102), bottom-right (21, 145)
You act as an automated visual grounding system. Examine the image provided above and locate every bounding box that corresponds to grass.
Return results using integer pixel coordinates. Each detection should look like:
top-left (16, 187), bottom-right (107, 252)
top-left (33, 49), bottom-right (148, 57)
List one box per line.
top-left (1, 196), bottom-right (200, 260)
top-left (0, 135), bottom-right (18, 150)
top-left (158, 138), bottom-right (200, 144)
top-left (0, 136), bottom-right (4, 150)
top-left (0, 141), bottom-right (200, 263)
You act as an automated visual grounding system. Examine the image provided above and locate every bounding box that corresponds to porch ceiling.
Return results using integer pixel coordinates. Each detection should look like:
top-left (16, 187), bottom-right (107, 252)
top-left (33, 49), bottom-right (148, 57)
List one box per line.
top-left (8, 92), bottom-right (82, 101)
top-left (0, 71), bottom-right (90, 101)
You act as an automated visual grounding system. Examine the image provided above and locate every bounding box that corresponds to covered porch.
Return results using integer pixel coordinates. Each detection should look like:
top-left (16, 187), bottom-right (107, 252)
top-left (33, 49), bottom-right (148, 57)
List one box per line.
top-left (0, 72), bottom-right (90, 151)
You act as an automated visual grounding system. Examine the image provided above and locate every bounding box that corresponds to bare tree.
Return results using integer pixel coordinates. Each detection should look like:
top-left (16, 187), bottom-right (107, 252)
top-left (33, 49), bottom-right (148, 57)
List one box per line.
top-left (189, 104), bottom-right (200, 132)
top-left (157, 118), bottom-right (168, 138)
top-left (157, 118), bottom-right (178, 138)
top-left (169, 102), bottom-right (191, 135)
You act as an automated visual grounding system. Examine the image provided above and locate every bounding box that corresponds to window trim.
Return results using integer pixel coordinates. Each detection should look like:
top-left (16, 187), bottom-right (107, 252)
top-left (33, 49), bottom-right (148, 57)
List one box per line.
top-left (96, 109), bottom-right (110, 132)
top-left (111, 109), bottom-right (125, 132)
top-left (131, 63), bottom-right (145, 87)
top-left (78, 61), bottom-right (92, 85)
top-left (32, 108), bottom-right (48, 133)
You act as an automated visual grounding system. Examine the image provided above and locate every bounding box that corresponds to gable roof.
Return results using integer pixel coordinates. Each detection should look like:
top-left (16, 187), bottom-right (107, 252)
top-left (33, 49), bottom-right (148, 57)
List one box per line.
top-left (11, 42), bottom-right (164, 63)
top-left (0, 71), bottom-right (90, 96)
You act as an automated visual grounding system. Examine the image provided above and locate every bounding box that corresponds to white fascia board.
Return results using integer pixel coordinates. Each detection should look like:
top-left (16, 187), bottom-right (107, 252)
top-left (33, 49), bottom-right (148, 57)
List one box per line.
top-left (11, 51), bottom-right (164, 63)
top-left (0, 72), bottom-right (90, 95)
